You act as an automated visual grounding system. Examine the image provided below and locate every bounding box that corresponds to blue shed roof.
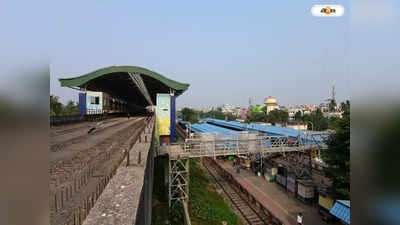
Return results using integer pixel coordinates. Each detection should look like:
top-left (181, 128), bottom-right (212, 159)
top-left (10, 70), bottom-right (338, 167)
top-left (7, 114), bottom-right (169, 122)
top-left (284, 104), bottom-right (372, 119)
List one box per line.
top-left (330, 200), bottom-right (350, 224)
top-left (191, 123), bottom-right (238, 137)
top-left (203, 118), bottom-right (326, 145)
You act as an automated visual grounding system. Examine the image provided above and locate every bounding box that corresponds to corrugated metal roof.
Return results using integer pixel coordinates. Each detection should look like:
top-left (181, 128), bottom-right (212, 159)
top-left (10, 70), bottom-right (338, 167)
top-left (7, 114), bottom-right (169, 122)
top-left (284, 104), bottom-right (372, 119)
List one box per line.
top-left (60, 65), bottom-right (189, 93)
top-left (191, 123), bottom-right (238, 137)
top-left (330, 200), bottom-right (350, 224)
top-left (59, 65), bottom-right (189, 107)
top-left (203, 118), bottom-right (326, 145)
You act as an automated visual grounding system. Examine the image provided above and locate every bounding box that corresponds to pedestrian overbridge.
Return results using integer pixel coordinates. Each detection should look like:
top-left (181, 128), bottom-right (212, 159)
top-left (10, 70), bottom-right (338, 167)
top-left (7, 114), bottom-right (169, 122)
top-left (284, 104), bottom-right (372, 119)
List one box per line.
top-left (163, 131), bottom-right (328, 158)
top-left (161, 131), bottom-right (329, 208)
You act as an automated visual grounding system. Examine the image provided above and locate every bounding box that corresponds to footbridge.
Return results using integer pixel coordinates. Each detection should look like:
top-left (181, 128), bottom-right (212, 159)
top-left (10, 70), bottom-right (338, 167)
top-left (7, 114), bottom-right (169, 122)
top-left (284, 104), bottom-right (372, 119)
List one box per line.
top-left (165, 122), bottom-right (330, 209)
top-left (174, 119), bottom-right (329, 158)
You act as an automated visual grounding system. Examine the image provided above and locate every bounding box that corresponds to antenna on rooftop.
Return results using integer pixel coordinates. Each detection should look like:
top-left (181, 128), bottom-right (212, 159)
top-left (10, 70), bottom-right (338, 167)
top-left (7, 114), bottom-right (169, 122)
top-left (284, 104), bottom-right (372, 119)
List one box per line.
top-left (325, 85), bottom-right (336, 103)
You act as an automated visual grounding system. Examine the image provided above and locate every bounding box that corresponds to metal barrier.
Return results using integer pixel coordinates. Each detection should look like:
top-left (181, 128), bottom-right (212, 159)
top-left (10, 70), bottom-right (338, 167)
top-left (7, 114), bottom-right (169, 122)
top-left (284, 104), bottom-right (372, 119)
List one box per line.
top-left (50, 115), bottom-right (85, 126)
top-left (50, 113), bottom-right (117, 126)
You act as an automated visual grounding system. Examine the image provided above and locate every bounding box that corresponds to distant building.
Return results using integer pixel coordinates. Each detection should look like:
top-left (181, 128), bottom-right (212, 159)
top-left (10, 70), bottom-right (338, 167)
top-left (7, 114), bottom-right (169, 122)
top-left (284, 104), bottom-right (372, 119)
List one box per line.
top-left (264, 96), bottom-right (279, 114)
top-left (288, 104), bottom-right (318, 120)
top-left (275, 122), bottom-right (308, 130)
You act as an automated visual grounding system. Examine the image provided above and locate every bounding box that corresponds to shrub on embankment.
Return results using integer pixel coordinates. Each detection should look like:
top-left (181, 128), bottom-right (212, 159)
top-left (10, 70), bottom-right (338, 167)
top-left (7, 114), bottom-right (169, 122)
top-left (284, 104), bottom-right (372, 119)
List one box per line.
top-left (152, 157), bottom-right (239, 225)
top-left (189, 159), bottom-right (239, 225)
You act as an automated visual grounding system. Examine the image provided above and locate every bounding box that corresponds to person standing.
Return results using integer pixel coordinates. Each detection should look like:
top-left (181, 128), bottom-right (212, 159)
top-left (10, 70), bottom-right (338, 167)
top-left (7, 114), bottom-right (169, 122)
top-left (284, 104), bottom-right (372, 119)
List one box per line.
top-left (297, 212), bottom-right (303, 225)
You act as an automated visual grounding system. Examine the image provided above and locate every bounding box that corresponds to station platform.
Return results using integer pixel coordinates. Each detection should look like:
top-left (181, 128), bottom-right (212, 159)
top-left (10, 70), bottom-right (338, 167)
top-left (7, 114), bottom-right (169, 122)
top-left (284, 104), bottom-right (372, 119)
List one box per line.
top-left (215, 159), bottom-right (333, 225)
top-left (82, 125), bottom-right (154, 225)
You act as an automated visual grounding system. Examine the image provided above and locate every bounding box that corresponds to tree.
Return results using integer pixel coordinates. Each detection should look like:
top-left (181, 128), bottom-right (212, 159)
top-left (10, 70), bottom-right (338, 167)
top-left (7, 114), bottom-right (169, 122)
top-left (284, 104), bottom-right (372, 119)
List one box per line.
top-left (294, 111), bottom-right (302, 122)
top-left (302, 108), bottom-right (328, 131)
top-left (64, 100), bottom-right (79, 115)
top-left (313, 108), bottom-right (328, 131)
top-left (245, 111), bottom-right (265, 123)
top-left (265, 109), bottom-right (289, 124)
top-left (329, 99), bottom-right (337, 112)
top-left (328, 116), bottom-right (340, 130)
top-left (50, 95), bottom-right (63, 115)
top-left (322, 101), bottom-right (350, 199)
top-left (180, 108), bottom-right (199, 124)
top-left (50, 96), bottom-right (80, 116)
top-left (340, 100), bottom-right (350, 114)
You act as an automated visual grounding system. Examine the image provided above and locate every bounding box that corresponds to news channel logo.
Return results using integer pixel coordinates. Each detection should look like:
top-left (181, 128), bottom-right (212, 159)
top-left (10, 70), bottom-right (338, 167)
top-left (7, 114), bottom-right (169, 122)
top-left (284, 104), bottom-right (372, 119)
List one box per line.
top-left (311, 5), bottom-right (344, 17)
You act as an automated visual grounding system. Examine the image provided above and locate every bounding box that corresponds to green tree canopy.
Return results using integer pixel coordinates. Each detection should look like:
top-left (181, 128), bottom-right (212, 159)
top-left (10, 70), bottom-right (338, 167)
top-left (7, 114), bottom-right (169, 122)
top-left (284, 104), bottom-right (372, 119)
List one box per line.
top-left (199, 109), bottom-right (238, 121)
top-left (50, 95), bottom-right (79, 116)
top-left (180, 108), bottom-right (199, 124)
top-left (322, 101), bottom-right (350, 199)
top-left (301, 108), bottom-right (328, 131)
top-left (50, 95), bottom-right (63, 115)
top-left (266, 109), bottom-right (289, 124)
top-left (245, 111), bottom-right (265, 123)
top-left (294, 111), bottom-right (302, 122)
top-left (329, 99), bottom-right (337, 112)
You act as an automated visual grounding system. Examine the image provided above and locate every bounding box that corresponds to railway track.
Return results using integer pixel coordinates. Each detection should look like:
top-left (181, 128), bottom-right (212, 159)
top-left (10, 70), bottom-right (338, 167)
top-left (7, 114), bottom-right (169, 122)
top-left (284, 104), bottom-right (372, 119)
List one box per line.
top-left (203, 159), bottom-right (272, 225)
top-left (50, 116), bottom-right (153, 225)
top-left (50, 117), bottom-right (125, 137)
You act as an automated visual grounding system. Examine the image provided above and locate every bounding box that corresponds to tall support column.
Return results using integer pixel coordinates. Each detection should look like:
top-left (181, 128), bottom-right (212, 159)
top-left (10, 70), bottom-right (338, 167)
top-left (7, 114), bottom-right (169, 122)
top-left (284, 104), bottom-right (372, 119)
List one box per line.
top-left (168, 157), bottom-right (189, 208)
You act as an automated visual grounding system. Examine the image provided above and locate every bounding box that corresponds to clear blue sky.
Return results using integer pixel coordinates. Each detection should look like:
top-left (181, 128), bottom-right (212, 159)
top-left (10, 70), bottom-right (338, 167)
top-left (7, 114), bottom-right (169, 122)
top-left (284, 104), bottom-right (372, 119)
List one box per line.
top-left (49, 1), bottom-right (355, 108)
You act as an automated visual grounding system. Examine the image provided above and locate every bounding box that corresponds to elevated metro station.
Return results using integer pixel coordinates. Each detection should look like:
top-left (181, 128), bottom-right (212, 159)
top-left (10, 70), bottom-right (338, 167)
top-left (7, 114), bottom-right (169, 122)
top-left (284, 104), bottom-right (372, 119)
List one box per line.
top-left (59, 65), bottom-right (190, 143)
top-left (59, 65), bottom-right (189, 109)
top-left (53, 65), bottom-right (189, 225)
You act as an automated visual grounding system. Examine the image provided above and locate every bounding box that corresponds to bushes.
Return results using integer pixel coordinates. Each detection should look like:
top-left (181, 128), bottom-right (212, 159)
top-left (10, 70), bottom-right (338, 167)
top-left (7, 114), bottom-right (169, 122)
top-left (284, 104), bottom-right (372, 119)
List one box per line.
top-left (152, 157), bottom-right (239, 225)
top-left (189, 159), bottom-right (238, 225)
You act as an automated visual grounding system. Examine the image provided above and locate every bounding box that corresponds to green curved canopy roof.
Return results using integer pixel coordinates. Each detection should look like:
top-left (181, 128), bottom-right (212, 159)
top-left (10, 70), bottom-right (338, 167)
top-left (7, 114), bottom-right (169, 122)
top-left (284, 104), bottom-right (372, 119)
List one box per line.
top-left (59, 65), bottom-right (189, 108)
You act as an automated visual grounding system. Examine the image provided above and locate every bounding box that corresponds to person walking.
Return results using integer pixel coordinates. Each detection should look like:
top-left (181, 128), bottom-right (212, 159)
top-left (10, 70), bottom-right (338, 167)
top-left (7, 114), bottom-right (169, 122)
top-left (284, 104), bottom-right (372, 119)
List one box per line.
top-left (297, 212), bottom-right (303, 225)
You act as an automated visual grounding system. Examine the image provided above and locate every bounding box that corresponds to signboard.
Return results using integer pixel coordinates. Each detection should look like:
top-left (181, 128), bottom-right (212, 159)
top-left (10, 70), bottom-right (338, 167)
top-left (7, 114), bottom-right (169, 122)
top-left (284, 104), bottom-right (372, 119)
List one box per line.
top-left (156, 94), bottom-right (171, 136)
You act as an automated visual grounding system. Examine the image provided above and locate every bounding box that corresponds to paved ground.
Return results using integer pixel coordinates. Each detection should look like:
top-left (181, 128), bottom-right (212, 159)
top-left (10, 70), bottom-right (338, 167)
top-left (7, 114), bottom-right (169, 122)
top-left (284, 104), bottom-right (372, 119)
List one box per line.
top-left (82, 124), bottom-right (153, 225)
top-left (216, 159), bottom-right (334, 225)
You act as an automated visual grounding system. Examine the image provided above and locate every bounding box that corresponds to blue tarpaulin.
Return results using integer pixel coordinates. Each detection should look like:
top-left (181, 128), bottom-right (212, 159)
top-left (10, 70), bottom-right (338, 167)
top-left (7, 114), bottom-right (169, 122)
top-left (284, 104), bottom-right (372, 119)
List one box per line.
top-left (330, 200), bottom-right (350, 224)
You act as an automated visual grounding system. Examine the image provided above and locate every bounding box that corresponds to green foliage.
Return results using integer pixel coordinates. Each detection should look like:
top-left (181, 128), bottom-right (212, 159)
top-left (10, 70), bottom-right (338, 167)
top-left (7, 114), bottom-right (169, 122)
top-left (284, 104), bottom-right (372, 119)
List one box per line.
top-left (180, 108), bottom-right (199, 124)
top-left (329, 99), bottom-right (337, 112)
top-left (199, 110), bottom-right (239, 121)
top-left (294, 111), bottom-right (302, 122)
top-left (266, 109), bottom-right (289, 124)
top-left (50, 95), bottom-right (79, 116)
top-left (301, 108), bottom-right (328, 131)
top-left (322, 101), bottom-right (350, 200)
top-left (245, 109), bottom-right (289, 124)
top-left (189, 159), bottom-right (238, 225)
top-left (327, 116), bottom-right (341, 130)
top-left (340, 100), bottom-right (350, 114)
top-left (245, 111), bottom-right (265, 123)
top-left (50, 95), bottom-right (63, 115)
top-left (250, 105), bottom-right (265, 113)
top-left (199, 110), bottom-right (221, 120)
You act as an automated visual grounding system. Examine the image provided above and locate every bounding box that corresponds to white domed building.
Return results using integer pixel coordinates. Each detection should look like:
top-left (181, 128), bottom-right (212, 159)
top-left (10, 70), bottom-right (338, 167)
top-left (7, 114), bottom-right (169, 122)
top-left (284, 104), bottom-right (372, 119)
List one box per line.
top-left (264, 96), bottom-right (279, 114)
